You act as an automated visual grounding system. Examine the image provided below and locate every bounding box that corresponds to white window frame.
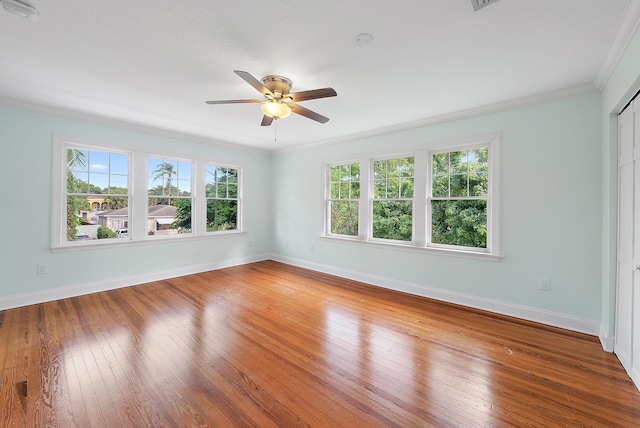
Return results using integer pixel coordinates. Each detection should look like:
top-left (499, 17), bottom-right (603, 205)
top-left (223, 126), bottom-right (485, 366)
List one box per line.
top-left (51, 135), bottom-right (245, 251)
top-left (146, 155), bottom-right (194, 238)
top-left (321, 133), bottom-right (501, 261)
top-left (369, 154), bottom-right (416, 244)
top-left (325, 161), bottom-right (361, 239)
top-left (204, 163), bottom-right (243, 234)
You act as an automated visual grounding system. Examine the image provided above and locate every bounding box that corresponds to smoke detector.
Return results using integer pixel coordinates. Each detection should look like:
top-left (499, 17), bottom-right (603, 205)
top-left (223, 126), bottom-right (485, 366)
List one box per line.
top-left (471, 0), bottom-right (500, 12)
top-left (2, 0), bottom-right (38, 20)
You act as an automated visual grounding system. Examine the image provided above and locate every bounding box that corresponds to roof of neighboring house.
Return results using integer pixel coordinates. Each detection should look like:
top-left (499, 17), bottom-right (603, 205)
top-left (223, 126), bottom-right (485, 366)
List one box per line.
top-left (98, 205), bottom-right (177, 217)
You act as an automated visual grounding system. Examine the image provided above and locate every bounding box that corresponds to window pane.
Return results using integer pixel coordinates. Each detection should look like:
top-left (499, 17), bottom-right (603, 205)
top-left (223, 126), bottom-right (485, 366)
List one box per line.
top-left (217, 183), bottom-right (228, 198)
top-left (372, 200), bottom-right (412, 241)
top-left (68, 172), bottom-right (89, 193)
top-left (350, 163), bottom-right (360, 181)
top-left (387, 179), bottom-right (400, 197)
top-left (400, 179), bottom-right (414, 198)
top-left (451, 151), bottom-right (468, 174)
top-left (373, 160), bottom-right (386, 179)
top-left (228, 183), bottom-right (238, 198)
top-left (89, 151), bottom-right (109, 173)
top-left (207, 199), bottom-right (238, 231)
top-left (469, 172), bottom-right (488, 197)
top-left (399, 158), bottom-right (414, 178)
top-left (66, 196), bottom-right (90, 240)
top-left (336, 182), bottom-right (347, 198)
top-left (89, 172), bottom-right (108, 192)
top-left (110, 153), bottom-right (128, 175)
top-left (93, 197), bottom-right (129, 239)
top-left (469, 148), bottom-right (489, 172)
top-left (177, 179), bottom-right (191, 196)
top-left (67, 149), bottom-right (88, 172)
top-left (172, 199), bottom-right (192, 232)
top-left (431, 200), bottom-right (487, 248)
top-left (148, 201), bottom-right (183, 236)
top-left (450, 174), bottom-right (468, 197)
top-left (109, 175), bottom-right (128, 193)
top-left (432, 153), bottom-right (448, 175)
top-left (148, 158), bottom-right (177, 196)
top-left (331, 182), bottom-right (340, 199)
top-left (432, 175), bottom-right (448, 197)
top-left (205, 183), bottom-right (216, 198)
top-left (330, 201), bottom-right (358, 236)
top-left (374, 180), bottom-right (386, 198)
top-left (351, 181), bottom-right (360, 198)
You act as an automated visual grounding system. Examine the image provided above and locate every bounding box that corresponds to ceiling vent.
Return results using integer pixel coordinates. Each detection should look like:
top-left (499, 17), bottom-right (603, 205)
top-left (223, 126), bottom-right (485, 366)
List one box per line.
top-left (471, 0), bottom-right (499, 12)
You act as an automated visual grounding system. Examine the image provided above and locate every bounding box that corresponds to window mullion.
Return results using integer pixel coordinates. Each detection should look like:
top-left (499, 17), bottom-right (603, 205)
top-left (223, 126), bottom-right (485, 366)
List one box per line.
top-left (194, 160), bottom-right (205, 235)
top-left (359, 159), bottom-right (369, 241)
top-left (131, 152), bottom-right (146, 241)
top-left (414, 150), bottom-right (427, 247)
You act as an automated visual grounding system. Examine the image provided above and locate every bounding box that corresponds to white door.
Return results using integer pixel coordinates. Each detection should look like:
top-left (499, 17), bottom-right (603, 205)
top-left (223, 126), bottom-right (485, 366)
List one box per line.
top-left (631, 100), bottom-right (640, 380)
top-left (616, 101), bottom-right (634, 373)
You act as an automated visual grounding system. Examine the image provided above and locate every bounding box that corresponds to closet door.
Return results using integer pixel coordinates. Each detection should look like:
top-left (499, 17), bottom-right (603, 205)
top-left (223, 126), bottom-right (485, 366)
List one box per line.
top-left (632, 100), bottom-right (640, 377)
top-left (616, 102), bottom-right (634, 373)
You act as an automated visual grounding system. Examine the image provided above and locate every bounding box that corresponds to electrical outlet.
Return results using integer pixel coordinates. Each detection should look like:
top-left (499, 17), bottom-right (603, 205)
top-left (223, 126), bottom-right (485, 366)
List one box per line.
top-left (539, 279), bottom-right (550, 291)
top-left (37, 264), bottom-right (48, 275)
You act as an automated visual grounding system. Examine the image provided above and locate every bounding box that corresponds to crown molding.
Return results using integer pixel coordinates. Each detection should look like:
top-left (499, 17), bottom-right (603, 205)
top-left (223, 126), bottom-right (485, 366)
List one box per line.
top-left (594, 0), bottom-right (640, 90)
top-left (274, 82), bottom-right (599, 155)
top-left (0, 95), bottom-right (270, 155)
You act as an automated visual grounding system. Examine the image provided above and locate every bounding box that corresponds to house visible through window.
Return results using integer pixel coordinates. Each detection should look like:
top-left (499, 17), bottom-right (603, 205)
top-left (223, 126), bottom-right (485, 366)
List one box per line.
top-left (66, 147), bottom-right (129, 241)
top-left (148, 158), bottom-right (192, 236)
top-left (53, 136), bottom-right (244, 249)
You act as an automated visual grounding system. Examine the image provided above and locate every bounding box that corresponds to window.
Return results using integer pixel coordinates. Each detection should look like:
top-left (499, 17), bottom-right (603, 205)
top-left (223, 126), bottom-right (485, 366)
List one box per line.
top-left (65, 146), bottom-right (129, 241)
top-left (430, 148), bottom-right (488, 249)
top-left (327, 163), bottom-right (360, 236)
top-left (147, 158), bottom-right (192, 236)
top-left (372, 157), bottom-right (414, 241)
top-left (205, 165), bottom-right (240, 232)
top-left (323, 134), bottom-right (500, 259)
top-left (52, 136), bottom-right (244, 249)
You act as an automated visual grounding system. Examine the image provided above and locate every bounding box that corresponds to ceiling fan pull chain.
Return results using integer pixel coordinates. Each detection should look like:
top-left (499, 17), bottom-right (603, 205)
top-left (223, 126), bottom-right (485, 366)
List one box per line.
top-left (274, 119), bottom-right (278, 142)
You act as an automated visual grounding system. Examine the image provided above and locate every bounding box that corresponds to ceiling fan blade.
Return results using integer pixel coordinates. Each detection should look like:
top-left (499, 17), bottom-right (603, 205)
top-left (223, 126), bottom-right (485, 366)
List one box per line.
top-left (289, 88), bottom-right (337, 102)
top-left (288, 103), bottom-right (330, 124)
top-left (234, 70), bottom-right (273, 96)
top-left (261, 115), bottom-right (274, 127)
top-left (205, 99), bottom-right (262, 104)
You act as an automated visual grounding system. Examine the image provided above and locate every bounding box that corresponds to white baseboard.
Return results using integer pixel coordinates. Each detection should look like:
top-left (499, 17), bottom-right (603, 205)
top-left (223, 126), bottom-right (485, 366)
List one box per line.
top-left (3, 253), bottom-right (611, 353)
top-left (599, 324), bottom-right (615, 352)
top-left (632, 367), bottom-right (640, 392)
top-left (271, 254), bottom-right (603, 338)
top-left (0, 254), bottom-right (270, 311)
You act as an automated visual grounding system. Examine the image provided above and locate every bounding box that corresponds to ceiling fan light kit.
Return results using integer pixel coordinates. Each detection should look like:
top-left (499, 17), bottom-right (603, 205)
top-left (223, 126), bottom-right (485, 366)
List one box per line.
top-left (261, 100), bottom-right (291, 119)
top-left (206, 70), bottom-right (336, 127)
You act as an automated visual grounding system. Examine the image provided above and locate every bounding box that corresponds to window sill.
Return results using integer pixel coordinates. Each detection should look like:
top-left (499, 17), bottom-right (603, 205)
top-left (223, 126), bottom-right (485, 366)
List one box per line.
top-left (51, 231), bottom-right (247, 253)
top-left (319, 235), bottom-right (503, 262)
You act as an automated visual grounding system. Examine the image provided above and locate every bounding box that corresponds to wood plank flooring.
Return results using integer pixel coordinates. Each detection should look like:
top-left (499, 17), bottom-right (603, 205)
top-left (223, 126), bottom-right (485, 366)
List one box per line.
top-left (1, 260), bottom-right (639, 427)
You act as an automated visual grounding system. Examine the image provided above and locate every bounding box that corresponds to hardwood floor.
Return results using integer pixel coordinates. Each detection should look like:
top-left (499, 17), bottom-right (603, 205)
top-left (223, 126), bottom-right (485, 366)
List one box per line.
top-left (1, 260), bottom-right (639, 427)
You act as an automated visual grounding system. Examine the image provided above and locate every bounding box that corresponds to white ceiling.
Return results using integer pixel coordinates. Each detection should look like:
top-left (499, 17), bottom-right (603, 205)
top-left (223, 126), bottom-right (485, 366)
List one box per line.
top-left (0, 0), bottom-right (638, 152)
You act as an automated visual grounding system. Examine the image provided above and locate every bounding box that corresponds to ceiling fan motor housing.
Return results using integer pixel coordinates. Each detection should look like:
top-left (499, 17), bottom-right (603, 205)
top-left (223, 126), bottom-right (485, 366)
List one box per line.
top-left (261, 75), bottom-right (292, 98)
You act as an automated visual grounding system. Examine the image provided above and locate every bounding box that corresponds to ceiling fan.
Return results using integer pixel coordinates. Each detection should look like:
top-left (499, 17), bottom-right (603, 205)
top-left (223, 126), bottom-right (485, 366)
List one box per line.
top-left (205, 70), bottom-right (337, 126)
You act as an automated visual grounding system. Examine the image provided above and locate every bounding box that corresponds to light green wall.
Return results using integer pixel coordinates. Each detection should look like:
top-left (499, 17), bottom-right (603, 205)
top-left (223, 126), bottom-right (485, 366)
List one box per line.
top-left (0, 106), bottom-right (271, 301)
top-left (271, 93), bottom-right (603, 320)
top-left (601, 26), bottom-right (640, 335)
top-left (6, 31), bottom-right (639, 329)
